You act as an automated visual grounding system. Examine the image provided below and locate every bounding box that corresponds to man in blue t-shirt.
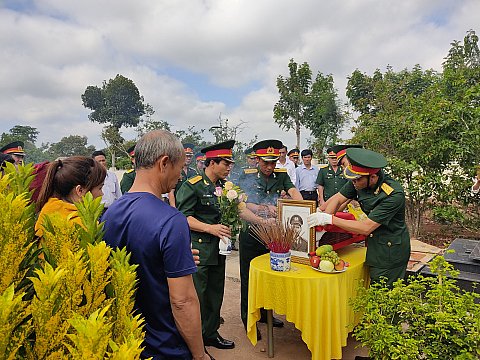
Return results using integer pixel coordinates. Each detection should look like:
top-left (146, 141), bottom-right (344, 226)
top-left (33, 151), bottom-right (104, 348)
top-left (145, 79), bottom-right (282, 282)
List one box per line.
top-left (102, 130), bottom-right (209, 360)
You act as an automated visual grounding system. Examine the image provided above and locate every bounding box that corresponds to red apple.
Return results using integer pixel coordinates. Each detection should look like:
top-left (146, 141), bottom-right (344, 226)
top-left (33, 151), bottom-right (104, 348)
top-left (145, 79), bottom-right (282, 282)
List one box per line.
top-left (310, 255), bottom-right (321, 268)
top-left (334, 259), bottom-right (345, 271)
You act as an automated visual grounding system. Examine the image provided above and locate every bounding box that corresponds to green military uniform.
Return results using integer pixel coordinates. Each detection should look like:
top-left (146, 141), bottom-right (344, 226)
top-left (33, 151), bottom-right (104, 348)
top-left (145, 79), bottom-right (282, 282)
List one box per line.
top-left (120, 144), bottom-right (136, 194)
top-left (174, 166), bottom-right (198, 196)
top-left (316, 164), bottom-right (347, 201)
top-left (174, 143), bottom-right (198, 198)
top-left (176, 140), bottom-right (236, 347)
top-left (120, 169), bottom-right (136, 194)
top-left (238, 140), bottom-right (295, 328)
top-left (341, 148), bottom-right (410, 286)
top-left (176, 172), bottom-right (225, 339)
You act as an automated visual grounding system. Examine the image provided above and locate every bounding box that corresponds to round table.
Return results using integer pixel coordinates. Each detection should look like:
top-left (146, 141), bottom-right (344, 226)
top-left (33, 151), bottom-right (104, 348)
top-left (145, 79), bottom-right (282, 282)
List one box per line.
top-left (246, 245), bottom-right (368, 360)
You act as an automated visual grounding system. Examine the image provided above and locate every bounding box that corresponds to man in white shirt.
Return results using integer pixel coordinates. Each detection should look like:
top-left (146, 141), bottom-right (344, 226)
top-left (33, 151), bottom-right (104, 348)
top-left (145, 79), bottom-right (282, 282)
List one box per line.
top-left (92, 150), bottom-right (122, 209)
top-left (276, 145), bottom-right (296, 184)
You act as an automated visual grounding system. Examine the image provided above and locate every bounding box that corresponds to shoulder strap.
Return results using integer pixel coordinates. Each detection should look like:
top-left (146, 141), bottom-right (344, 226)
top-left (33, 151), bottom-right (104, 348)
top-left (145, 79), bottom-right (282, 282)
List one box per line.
top-left (274, 168), bottom-right (287, 173)
top-left (126, 169), bottom-right (134, 174)
top-left (381, 182), bottom-right (394, 195)
top-left (244, 168), bottom-right (258, 174)
top-left (188, 175), bottom-right (203, 184)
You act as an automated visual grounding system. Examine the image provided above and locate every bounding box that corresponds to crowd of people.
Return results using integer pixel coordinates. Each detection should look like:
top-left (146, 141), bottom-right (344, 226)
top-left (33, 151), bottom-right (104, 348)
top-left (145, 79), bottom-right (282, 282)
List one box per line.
top-left (1, 133), bottom-right (478, 360)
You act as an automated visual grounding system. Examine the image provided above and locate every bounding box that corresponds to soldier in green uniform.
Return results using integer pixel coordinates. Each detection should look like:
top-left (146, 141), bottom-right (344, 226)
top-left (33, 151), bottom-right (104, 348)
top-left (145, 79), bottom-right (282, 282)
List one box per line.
top-left (244, 147), bottom-right (258, 169)
top-left (173, 143), bottom-right (198, 201)
top-left (120, 144), bottom-right (136, 194)
top-left (316, 146), bottom-right (348, 207)
top-left (308, 148), bottom-right (411, 287)
top-left (287, 148), bottom-right (300, 167)
top-left (331, 144), bottom-right (363, 169)
top-left (176, 140), bottom-right (237, 350)
top-left (238, 139), bottom-right (303, 336)
top-left (195, 152), bottom-right (206, 174)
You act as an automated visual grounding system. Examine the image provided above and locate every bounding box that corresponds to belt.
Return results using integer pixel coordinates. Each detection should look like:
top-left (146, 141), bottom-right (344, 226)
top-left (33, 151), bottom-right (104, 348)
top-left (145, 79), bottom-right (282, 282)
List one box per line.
top-left (300, 190), bottom-right (317, 194)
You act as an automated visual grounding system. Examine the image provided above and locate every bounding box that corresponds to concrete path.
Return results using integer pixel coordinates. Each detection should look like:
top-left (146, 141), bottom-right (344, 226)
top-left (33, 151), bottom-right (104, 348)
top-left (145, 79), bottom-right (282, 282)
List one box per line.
top-left (207, 250), bottom-right (370, 360)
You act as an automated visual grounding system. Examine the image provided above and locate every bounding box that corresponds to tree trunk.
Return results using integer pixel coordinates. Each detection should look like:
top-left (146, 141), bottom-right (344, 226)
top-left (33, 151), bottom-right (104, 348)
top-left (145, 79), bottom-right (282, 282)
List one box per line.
top-left (111, 149), bottom-right (116, 170)
top-left (405, 198), bottom-right (424, 239)
top-left (295, 116), bottom-right (301, 150)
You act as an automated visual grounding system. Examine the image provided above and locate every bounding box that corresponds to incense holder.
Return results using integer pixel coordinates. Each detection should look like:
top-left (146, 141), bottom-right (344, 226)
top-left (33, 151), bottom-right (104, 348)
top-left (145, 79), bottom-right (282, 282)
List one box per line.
top-left (270, 251), bottom-right (291, 272)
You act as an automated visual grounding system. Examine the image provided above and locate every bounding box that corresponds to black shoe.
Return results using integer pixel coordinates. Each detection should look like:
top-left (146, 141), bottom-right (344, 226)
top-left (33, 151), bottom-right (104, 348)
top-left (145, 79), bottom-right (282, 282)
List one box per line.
top-left (203, 335), bottom-right (235, 349)
top-left (259, 316), bottom-right (284, 328)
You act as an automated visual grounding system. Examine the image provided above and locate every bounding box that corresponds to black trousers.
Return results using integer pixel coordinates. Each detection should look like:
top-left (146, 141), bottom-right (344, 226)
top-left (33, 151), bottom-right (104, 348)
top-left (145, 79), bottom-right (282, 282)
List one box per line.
top-left (300, 190), bottom-right (318, 205)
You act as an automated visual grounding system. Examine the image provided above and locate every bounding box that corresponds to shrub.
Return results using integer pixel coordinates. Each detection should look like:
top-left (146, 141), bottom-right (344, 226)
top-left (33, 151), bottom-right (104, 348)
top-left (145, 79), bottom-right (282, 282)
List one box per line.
top-left (0, 164), bottom-right (145, 359)
top-left (351, 255), bottom-right (480, 359)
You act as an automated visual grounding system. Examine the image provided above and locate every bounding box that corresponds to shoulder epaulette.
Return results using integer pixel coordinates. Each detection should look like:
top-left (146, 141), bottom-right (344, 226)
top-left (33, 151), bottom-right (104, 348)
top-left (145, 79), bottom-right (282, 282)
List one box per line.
top-left (188, 175), bottom-right (202, 184)
top-left (319, 164), bottom-right (328, 168)
top-left (244, 168), bottom-right (258, 174)
top-left (381, 183), bottom-right (394, 195)
top-left (126, 169), bottom-right (135, 174)
top-left (274, 168), bottom-right (287, 173)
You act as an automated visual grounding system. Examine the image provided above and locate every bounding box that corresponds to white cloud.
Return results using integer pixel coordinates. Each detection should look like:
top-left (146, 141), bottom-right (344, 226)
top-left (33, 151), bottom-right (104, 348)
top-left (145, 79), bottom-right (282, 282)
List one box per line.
top-left (0, 0), bottom-right (479, 154)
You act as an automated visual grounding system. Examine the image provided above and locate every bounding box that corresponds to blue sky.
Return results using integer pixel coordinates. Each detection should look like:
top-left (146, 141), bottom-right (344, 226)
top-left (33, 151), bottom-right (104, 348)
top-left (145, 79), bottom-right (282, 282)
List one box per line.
top-left (0, 0), bottom-right (478, 151)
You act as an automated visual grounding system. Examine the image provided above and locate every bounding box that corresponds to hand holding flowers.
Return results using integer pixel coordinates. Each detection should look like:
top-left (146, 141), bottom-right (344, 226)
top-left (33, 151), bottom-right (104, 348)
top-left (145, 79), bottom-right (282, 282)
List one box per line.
top-left (215, 181), bottom-right (247, 254)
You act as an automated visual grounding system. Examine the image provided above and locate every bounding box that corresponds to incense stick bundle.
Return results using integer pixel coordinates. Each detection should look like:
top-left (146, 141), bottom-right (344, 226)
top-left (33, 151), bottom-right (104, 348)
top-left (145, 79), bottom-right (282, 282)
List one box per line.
top-left (250, 220), bottom-right (301, 253)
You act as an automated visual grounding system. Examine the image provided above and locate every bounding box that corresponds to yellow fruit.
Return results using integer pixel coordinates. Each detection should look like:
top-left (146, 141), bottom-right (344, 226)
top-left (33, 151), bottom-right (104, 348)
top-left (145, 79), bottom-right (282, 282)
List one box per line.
top-left (315, 244), bottom-right (333, 256)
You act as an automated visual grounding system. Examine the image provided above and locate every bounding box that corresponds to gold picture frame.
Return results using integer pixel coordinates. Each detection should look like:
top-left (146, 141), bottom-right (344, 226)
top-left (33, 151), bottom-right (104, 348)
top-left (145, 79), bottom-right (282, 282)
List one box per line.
top-left (277, 199), bottom-right (316, 264)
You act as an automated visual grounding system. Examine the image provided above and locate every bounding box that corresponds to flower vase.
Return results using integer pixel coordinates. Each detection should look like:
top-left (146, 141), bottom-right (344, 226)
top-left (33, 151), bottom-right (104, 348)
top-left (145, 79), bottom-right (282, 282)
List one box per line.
top-left (270, 251), bottom-right (291, 272)
top-left (219, 236), bottom-right (232, 256)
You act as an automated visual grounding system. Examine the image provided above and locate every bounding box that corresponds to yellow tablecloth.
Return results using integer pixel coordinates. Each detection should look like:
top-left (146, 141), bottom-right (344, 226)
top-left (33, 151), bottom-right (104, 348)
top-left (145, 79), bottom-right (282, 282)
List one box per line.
top-left (247, 245), bottom-right (368, 360)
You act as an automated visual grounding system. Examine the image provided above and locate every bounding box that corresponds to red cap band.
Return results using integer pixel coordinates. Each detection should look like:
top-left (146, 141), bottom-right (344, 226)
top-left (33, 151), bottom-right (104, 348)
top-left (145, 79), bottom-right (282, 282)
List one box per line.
top-left (350, 164), bottom-right (380, 175)
top-left (205, 149), bottom-right (233, 158)
top-left (255, 147), bottom-right (280, 157)
top-left (3, 146), bottom-right (24, 154)
top-left (336, 149), bottom-right (346, 160)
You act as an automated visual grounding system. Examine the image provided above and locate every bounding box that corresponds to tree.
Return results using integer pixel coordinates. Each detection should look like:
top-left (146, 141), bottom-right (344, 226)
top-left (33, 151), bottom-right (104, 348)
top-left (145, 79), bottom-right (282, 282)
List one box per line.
top-left (306, 72), bottom-right (346, 156)
top-left (274, 59), bottom-right (346, 152)
top-left (136, 119), bottom-right (171, 138)
top-left (47, 135), bottom-right (96, 158)
top-left (346, 31), bottom-right (480, 237)
top-left (82, 74), bottom-right (149, 168)
top-left (1, 125), bottom-right (48, 163)
top-left (208, 114), bottom-right (258, 168)
top-left (274, 59), bottom-right (312, 149)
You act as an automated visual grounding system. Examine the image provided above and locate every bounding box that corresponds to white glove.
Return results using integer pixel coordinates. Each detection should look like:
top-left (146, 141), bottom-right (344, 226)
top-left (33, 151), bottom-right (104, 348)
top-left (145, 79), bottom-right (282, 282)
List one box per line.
top-left (307, 212), bottom-right (333, 227)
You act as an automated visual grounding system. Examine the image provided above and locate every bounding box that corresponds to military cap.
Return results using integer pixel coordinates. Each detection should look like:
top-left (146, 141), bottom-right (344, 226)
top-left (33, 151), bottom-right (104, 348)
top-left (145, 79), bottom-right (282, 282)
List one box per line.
top-left (0, 141), bottom-right (25, 156)
top-left (343, 148), bottom-right (388, 179)
top-left (287, 148), bottom-right (300, 158)
top-left (195, 152), bottom-right (206, 161)
top-left (327, 144), bottom-right (363, 161)
top-left (126, 144), bottom-right (136, 157)
top-left (244, 147), bottom-right (257, 159)
top-left (201, 139), bottom-right (235, 163)
top-left (253, 139), bottom-right (283, 161)
top-left (183, 143), bottom-right (195, 155)
top-left (289, 214), bottom-right (304, 225)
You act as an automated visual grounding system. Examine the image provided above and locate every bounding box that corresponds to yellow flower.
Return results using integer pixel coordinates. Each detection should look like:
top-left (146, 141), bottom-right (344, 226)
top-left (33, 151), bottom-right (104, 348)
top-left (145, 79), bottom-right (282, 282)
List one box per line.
top-left (237, 202), bottom-right (246, 211)
top-left (224, 181), bottom-right (234, 190)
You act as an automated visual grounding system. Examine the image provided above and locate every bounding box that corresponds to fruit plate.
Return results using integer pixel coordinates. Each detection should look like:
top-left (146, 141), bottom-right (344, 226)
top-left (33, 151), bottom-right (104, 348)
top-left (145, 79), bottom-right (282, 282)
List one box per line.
top-left (310, 266), bottom-right (347, 274)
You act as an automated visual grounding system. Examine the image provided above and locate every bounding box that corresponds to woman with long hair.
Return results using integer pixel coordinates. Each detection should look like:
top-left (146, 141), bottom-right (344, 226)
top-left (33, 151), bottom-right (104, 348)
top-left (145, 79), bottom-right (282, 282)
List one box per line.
top-left (35, 156), bottom-right (106, 236)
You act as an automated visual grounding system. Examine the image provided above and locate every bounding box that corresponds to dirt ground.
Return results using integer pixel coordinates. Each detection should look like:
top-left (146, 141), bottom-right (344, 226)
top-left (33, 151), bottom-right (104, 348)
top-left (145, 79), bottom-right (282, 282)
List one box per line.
top-left (206, 252), bottom-right (369, 360)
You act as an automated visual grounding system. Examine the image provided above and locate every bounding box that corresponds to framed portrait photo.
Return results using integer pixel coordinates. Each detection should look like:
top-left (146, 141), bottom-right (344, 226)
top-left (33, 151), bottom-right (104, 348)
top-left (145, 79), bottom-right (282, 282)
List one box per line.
top-left (277, 199), bottom-right (316, 264)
